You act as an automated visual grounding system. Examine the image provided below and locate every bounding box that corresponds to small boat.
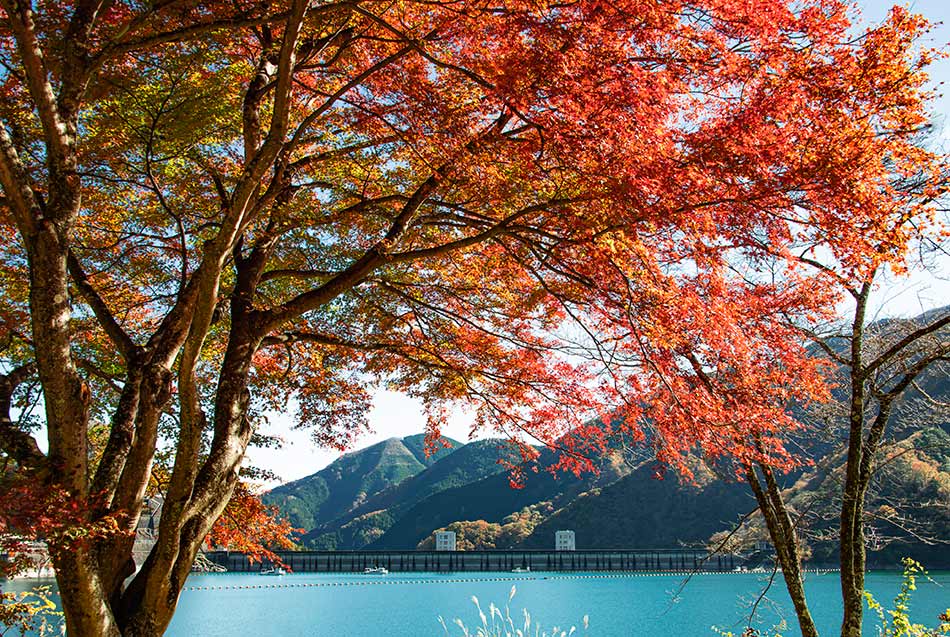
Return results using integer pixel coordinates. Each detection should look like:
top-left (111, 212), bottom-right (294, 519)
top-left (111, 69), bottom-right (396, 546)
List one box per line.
top-left (362, 566), bottom-right (389, 575)
top-left (259, 566), bottom-right (286, 576)
top-left (511, 566), bottom-right (530, 573)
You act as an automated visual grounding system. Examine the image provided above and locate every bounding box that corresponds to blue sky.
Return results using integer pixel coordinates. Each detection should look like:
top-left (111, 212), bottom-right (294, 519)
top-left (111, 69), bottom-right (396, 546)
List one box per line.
top-left (246, 0), bottom-right (950, 486)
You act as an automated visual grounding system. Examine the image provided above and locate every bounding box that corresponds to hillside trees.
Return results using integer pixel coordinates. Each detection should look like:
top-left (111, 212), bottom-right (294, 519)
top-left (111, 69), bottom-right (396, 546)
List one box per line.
top-left (417, 504), bottom-right (550, 550)
top-left (0, 1), bottom-right (945, 636)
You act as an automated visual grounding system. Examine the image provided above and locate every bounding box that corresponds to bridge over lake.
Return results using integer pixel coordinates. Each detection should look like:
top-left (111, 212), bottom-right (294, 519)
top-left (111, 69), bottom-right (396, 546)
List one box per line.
top-left (203, 549), bottom-right (742, 573)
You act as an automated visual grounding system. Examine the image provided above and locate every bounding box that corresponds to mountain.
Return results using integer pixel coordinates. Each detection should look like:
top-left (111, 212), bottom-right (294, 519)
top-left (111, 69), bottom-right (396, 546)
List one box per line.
top-left (267, 426), bottom-right (948, 564)
top-left (264, 311), bottom-right (950, 561)
top-left (262, 434), bottom-right (459, 532)
top-left (301, 439), bottom-right (512, 549)
top-left (367, 447), bottom-right (631, 549)
top-left (520, 463), bottom-right (755, 550)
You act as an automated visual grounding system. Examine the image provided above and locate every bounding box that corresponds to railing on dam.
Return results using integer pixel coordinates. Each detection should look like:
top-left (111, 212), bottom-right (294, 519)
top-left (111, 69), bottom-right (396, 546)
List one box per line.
top-left (202, 549), bottom-right (740, 573)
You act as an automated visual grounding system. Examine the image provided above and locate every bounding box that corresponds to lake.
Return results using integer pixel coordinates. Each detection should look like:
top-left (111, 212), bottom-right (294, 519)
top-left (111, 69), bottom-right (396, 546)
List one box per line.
top-left (4, 570), bottom-right (948, 636)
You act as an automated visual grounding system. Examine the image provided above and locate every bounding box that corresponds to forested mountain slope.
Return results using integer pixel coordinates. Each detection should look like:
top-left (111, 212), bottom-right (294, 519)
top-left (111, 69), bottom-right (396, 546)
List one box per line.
top-left (266, 307), bottom-right (949, 560)
top-left (262, 435), bottom-right (458, 532)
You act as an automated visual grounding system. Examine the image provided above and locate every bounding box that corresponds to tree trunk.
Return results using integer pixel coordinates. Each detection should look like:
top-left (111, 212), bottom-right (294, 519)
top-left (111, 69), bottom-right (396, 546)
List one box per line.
top-left (840, 284), bottom-right (870, 637)
top-left (51, 547), bottom-right (122, 637)
top-left (746, 463), bottom-right (819, 637)
top-left (840, 501), bottom-right (867, 637)
top-left (840, 411), bottom-right (867, 637)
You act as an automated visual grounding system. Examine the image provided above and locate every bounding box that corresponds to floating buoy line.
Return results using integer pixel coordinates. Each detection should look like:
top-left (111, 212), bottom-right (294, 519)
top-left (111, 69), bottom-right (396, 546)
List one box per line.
top-left (41, 568), bottom-right (841, 595)
top-left (179, 569), bottom-right (840, 592)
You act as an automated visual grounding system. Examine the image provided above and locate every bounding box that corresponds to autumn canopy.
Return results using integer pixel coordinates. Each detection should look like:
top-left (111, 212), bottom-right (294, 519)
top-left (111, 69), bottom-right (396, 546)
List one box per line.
top-left (0, 0), bottom-right (944, 635)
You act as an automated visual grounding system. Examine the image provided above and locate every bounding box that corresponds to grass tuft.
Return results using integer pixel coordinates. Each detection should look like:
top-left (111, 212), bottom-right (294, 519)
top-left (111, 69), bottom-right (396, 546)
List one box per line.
top-left (440, 586), bottom-right (589, 637)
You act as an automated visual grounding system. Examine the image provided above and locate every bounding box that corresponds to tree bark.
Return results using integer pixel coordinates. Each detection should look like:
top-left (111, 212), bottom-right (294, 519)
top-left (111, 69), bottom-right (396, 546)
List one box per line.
top-left (745, 463), bottom-right (819, 637)
top-left (840, 283), bottom-right (870, 637)
top-left (51, 549), bottom-right (121, 637)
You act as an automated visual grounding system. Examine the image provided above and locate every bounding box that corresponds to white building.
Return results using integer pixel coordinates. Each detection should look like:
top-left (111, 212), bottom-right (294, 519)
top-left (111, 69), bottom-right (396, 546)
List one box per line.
top-left (555, 530), bottom-right (576, 551)
top-left (435, 531), bottom-right (457, 551)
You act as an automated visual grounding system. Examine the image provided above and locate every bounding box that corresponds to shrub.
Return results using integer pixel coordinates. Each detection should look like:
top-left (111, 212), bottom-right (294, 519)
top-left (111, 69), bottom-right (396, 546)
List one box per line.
top-left (864, 558), bottom-right (950, 637)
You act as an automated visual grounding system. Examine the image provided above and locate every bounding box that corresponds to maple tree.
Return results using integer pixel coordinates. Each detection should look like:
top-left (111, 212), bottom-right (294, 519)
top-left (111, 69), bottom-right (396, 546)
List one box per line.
top-left (536, 7), bottom-right (947, 637)
top-left (0, 1), bottom-right (945, 636)
top-left (722, 247), bottom-right (950, 637)
top-left (731, 66), bottom-right (950, 636)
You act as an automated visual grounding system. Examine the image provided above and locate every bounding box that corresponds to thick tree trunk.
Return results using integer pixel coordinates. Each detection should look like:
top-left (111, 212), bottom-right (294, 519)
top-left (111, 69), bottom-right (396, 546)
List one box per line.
top-left (26, 230), bottom-right (90, 493)
top-left (52, 547), bottom-right (122, 637)
top-left (117, 316), bottom-right (260, 636)
top-left (118, 444), bottom-right (250, 637)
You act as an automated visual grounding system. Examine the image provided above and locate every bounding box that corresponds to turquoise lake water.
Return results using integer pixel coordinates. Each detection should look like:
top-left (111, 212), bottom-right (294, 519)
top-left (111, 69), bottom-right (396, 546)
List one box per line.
top-left (4, 570), bottom-right (949, 636)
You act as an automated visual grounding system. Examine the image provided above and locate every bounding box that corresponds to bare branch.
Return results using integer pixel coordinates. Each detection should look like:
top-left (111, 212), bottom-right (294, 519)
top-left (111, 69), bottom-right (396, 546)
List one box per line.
top-left (67, 250), bottom-right (137, 361)
top-left (864, 311), bottom-right (950, 378)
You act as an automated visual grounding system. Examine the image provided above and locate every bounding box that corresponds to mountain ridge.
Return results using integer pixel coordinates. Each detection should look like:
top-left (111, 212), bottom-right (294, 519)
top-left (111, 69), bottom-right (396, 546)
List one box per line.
top-left (264, 308), bottom-right (949, 563)
top-left (262, 434), bottom-right (459, 532)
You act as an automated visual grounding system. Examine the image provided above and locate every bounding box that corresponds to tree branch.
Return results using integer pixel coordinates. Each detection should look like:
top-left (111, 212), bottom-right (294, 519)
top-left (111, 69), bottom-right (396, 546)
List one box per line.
top-left (0, 0), bottom-right (72, 171)
top-left (67, 250), bottom-right (137, 361)
top-left (864, 311), bottom-right (950, 379)
top-left (95, 12), bottom-right (287, 67)
top-left (0, 123), bottom-right (42, 234)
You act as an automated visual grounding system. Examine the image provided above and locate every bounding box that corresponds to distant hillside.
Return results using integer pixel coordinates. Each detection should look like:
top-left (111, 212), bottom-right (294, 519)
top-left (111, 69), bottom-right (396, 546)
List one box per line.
top-left (784, 426), bottom-right (950, 567)
top-left (264, 311), bottom-right (949, 560)
top-left (268, 426), bottom-right (948, 561)
top-left (262, 435), bottom-right (458, 532)
top-left (521, 464), bottom-right (755, 550)
top-left (368, 448), bottom-right (631, 549)
top-left (302, 439), bottom-right (511, 549)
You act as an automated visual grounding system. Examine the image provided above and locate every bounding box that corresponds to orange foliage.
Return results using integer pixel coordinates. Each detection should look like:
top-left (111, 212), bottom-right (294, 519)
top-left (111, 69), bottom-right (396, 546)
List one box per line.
top-left (205, 483), bottom-right (300, 566)
top-left (0, 0), bottom-right (946, 632)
